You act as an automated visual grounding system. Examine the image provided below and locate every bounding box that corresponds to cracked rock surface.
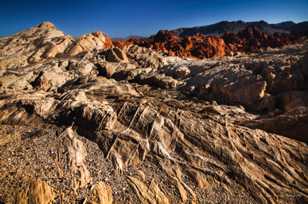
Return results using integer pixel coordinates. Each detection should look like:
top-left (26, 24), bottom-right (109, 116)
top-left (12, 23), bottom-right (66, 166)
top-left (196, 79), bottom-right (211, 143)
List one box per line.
top-left (0, 22), bottom-right (307, 204)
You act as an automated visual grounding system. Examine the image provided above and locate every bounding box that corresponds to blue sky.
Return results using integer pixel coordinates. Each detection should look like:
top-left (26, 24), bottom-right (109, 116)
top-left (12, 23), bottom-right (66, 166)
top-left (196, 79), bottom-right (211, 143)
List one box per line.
top-left (0, 0), bottom-right (307, 37)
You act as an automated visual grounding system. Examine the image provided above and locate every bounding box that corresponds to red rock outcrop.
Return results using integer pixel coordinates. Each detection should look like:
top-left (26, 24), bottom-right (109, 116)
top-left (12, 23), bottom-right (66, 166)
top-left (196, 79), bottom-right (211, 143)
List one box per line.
top-left (115, 26), bottom-right (296, 59)
top-left (223, 26), bottom-right (296, 53)
top-left (115, 30), bottom-right (226, 59)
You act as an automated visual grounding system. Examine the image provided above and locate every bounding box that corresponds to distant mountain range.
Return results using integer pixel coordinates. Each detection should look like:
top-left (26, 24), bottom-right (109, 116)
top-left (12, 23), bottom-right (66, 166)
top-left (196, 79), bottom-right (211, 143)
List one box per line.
top-left (170, 20), bottom-right (308, 37)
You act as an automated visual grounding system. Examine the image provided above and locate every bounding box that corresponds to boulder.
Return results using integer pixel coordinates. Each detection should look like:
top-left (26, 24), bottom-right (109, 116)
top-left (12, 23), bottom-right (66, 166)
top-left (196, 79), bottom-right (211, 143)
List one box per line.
top-left (68, 32), bottom-right (112, 56)
top-left (30, 60), bottom-right (75, 91)
top-left (16, 179), bottom-right (56, 204)
top-left (44, 36), bottom-right (73, 58)
top-left (186, 64), bottom-right (267, 109)
top-left (96, 61), bottom-right (136, 78)
top-left (86, 182), bottom-right (113, 204)
top-left (134, 74), bottom-right (181, 89)
top-left (163, 64), bottom-right (191, 79)
top-left (127, 45), bottom-right (164, 69)
top-left (100, 47), bottom-right (128, 62)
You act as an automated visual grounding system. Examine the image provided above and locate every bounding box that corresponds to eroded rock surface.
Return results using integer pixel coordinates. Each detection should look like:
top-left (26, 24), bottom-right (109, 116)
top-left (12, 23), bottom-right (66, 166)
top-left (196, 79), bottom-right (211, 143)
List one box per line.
top-left (114, 26), bottom-right (297, 59)
top-left (16, 179), bottom-right (56, 204)
top-left (0, 22), bottom-right (307, 204)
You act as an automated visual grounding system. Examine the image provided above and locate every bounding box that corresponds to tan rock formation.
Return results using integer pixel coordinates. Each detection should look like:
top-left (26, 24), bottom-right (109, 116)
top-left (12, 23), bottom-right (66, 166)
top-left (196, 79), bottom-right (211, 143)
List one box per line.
top-left (86, 182), bottom-right (113, 204)
top-left (68, 32), bottom-right (112, 56)
top-left (0, 22), bottom-right (307, 204)
top-left (16, 179), bottom-right (55, 204)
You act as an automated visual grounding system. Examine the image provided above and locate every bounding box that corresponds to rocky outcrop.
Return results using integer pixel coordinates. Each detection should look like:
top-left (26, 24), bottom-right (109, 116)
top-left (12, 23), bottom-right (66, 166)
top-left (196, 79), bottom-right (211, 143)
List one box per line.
top-left (0, 84), bottom-right (307, 203)
top-left (68, 32), bottom-right (112, 56)
top-left (15, 179), bottom-right (56, 204)
top-left (132, 73), bottom-right (182, 89)
top-left (0, 22), bottom-right (71, 69)
top-left (86, 182), bottom-right (113, 204)
top-left (118, 30), bottom-right (226, 59)
top-left (171, 20), bottom-right (308, 37)
top-left (0, 22), bottom-right (113, 70)
top-left (185, 64), bottom-right (267, 108)
top-left (243, 106), bottom-right (308, 142)
top-left (126, 45), bottom-right (164, 68)
top-left (99, 47), bottom-right (129, 63)
top-left (115, 26), bottom-right (296, 59)
top-left (223, 26), bottom-right (296, 53)
top-left (62, 127), bottom-right (92, 191)
top-left (0, 22), bottom-right (307, 204)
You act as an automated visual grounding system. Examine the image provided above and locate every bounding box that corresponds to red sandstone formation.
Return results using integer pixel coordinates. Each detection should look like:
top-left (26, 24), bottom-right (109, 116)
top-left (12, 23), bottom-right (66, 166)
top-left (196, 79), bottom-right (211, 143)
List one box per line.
top-left (223, 26), bottom-right (296, 52)
top-left (114, 26), bottom-right (296, 59)
top-left (119, 30), bottom-right (226, 58)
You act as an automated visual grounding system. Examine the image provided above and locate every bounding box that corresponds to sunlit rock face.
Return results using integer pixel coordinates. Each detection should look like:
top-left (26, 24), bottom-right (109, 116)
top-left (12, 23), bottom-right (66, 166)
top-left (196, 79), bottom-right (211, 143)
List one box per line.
top-left (68, 31), bottom-right (113, 56)
top-left (115, 30), bottom-right (226, 58)
top-left (0, 22), bottom-right (307, 204)
top-left (0, 22), bottom-right (113, 69)
top-left (114, 26), bottom-right (297, 59)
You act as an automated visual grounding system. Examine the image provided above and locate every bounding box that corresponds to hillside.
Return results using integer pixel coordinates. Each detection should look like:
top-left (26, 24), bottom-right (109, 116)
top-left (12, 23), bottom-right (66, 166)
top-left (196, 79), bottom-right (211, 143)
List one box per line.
top-left (172, 20), bottom-right (308, 36)
top-left (0, 22), bottom-right (307, 203)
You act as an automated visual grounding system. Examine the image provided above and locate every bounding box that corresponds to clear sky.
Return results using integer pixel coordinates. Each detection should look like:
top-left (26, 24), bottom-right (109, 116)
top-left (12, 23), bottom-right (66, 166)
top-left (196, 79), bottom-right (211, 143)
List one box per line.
top-left (0, 0), bottom-right (308, 38)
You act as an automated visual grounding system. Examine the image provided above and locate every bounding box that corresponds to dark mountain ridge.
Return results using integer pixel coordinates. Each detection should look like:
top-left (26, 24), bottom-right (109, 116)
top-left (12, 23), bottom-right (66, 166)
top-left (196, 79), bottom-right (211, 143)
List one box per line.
top-left (171, 20), bottom-right (308, 37)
